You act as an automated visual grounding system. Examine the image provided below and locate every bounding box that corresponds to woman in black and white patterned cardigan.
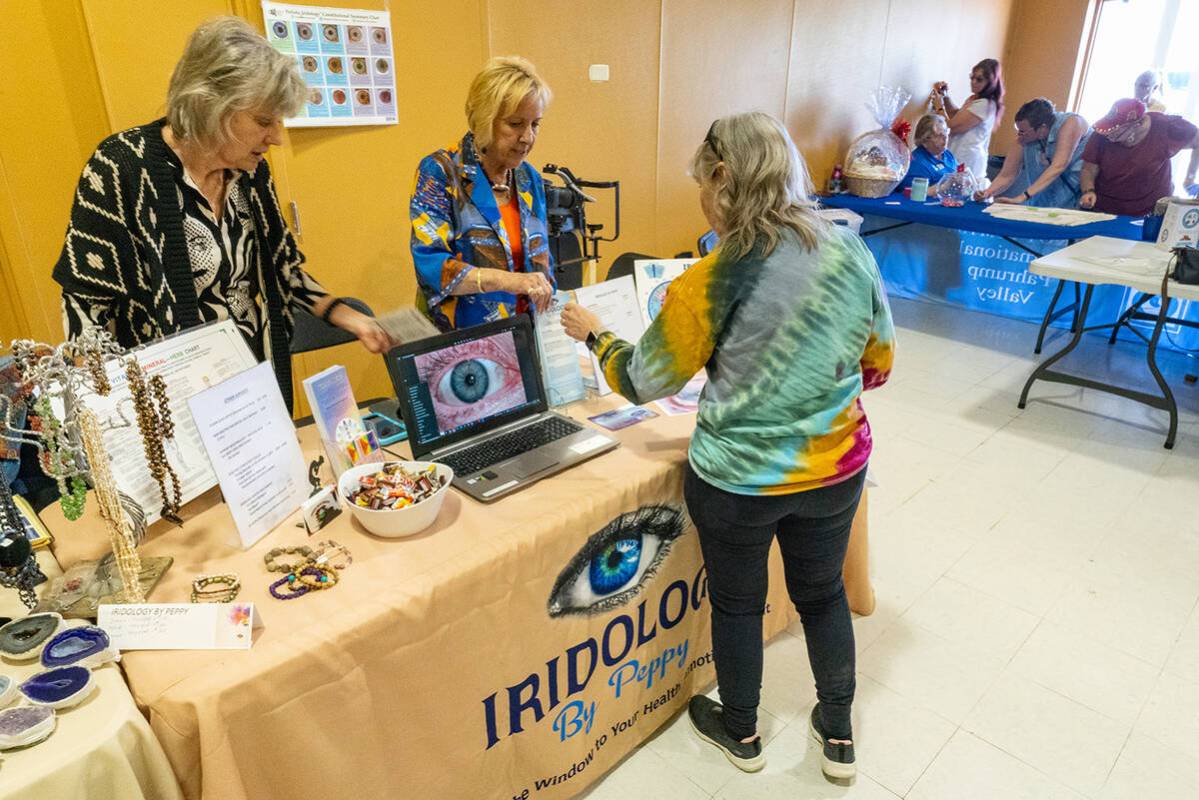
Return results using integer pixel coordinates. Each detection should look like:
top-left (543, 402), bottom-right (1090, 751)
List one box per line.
top-left (52, 16), bottom-right (390, 410)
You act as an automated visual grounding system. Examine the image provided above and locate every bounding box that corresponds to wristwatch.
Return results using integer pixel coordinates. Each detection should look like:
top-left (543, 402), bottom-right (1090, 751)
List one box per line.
top-left (585, 330), bottom-right (599, 352)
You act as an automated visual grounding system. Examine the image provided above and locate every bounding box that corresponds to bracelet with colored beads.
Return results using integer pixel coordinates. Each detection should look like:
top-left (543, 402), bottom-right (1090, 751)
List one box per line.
top-left (296, 565), bottom-right (338, 590)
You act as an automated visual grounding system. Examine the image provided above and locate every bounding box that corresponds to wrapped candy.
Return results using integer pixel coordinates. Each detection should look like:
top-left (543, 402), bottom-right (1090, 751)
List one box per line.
top-left (844, 86), bottom-right (913, 198)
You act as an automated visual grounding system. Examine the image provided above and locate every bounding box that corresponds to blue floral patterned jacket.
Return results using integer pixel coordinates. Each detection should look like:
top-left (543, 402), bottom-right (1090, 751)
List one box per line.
top-left (409, 133), bottom-right (555, 330)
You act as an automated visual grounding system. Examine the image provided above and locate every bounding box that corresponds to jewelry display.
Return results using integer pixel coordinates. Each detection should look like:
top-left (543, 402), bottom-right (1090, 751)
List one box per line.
top-left (0, 474), bottom-right (46, 608)
top-left (264, 546), bottom-right (313, 574)
top-left (311, 540), bottom-right (352, 570)
top-left (34, 395), bottom-right (85, 520)
top-left (191, 573), bottom-right (241, 603)
top-left (125, 358), bottom-right (182, 523)
top-left (78, 407), bottom-right (145, 603)
top-left (4, 328), bottom-right (124, 521)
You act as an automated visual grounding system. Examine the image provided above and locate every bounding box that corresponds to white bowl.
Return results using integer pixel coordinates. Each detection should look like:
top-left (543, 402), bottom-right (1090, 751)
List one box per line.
top-left (337, 461), bottom-right (453, 538)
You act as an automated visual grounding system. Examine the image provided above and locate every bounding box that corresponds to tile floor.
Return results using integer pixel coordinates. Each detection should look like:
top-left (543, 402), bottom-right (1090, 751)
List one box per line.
top-left (578, 297), bottom-right (1199, 799)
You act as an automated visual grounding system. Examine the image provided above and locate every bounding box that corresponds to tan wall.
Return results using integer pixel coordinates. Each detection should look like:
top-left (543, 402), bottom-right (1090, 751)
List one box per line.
top-left (1, 0), bottom-right (1023, 410)
top-left (993, 0), bottom-right (1094, 153)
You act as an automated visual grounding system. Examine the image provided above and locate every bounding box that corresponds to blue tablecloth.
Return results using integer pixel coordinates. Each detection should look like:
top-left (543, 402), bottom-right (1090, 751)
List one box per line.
top-left (820, 193), bottom-right (1145, 243)
top-left (819, 193), bottom-right (1199, 353)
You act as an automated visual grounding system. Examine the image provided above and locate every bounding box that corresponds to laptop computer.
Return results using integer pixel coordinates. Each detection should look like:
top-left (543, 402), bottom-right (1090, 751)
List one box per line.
top-left (385, 314), bottom-right (618, 502)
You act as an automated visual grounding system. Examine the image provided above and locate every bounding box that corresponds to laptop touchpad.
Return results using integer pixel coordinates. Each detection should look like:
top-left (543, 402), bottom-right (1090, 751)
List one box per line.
top-left (515, 453), bottom-right (559, 478)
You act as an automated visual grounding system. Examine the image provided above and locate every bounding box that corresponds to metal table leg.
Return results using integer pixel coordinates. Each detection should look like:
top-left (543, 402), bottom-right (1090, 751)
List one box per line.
top-left (1019, 284), bottom-right (1180, 449)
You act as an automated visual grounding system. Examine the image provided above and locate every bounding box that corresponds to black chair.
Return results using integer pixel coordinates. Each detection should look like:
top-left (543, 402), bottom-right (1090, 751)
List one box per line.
top-left (606, 252), bottom-right (658, 281)
top-left (290, 297), bottom-right (374, 354)
top-left (549, 231), bottom-right (584, 290)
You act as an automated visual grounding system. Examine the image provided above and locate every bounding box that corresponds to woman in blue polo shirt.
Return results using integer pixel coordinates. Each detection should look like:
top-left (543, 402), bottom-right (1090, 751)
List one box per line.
top-left (898, 115), bottom-right (958, 194)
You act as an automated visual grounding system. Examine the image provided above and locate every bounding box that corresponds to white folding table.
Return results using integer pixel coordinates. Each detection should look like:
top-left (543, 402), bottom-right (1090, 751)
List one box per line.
top-left (1020, 236), bottom-right (1199, 449)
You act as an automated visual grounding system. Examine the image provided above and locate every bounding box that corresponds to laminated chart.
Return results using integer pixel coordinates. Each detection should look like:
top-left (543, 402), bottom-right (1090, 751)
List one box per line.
top-left (263, 2), bottom-right (398, 127)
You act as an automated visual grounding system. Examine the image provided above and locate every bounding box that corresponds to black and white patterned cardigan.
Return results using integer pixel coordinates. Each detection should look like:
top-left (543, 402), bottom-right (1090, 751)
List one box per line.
top-left (52, 119), bottom-right (313, 410)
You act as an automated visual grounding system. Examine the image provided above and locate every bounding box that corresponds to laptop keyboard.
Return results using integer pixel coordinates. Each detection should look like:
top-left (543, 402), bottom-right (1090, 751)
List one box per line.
top-left (438, 416), bottom-right (585, 476)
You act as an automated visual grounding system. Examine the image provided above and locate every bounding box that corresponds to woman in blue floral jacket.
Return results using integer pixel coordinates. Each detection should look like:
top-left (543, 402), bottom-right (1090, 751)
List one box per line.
top-left (410, 57), bottom-right (556, 331)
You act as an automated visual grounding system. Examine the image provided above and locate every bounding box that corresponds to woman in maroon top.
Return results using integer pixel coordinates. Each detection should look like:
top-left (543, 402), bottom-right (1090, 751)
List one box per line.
top-left (1079, 98), bottom-right (1199, 216)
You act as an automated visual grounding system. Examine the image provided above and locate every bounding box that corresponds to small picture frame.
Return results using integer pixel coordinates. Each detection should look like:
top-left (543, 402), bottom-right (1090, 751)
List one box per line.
top-left (301, 485), bottom-right (342, 536)
top-left (12, 495), bottom-right (52, 550)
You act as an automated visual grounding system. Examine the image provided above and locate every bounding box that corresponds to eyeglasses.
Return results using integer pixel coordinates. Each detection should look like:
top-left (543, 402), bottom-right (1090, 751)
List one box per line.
top-left (705, 120), bottom-right (723, 162)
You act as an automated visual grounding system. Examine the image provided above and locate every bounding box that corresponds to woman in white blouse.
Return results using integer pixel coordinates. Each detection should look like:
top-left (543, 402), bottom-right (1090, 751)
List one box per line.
top-left (929, 58), bottom-right (1005, 185)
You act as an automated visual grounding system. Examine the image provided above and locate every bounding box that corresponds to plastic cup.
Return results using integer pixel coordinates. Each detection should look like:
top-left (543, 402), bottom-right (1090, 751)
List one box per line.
top-left (911, 177), bottom-right (929, 202)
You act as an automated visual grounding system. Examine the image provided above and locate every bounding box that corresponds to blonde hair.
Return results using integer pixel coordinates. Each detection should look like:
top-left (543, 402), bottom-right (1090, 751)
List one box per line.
top-left (914, 114), bottom-right (948, 148)
top-left (166, 16), bottom-right (305, 147)
top-left (690, 112), bottom-right (827, 262)
top-left (465, 56), bottom-right (552, 151)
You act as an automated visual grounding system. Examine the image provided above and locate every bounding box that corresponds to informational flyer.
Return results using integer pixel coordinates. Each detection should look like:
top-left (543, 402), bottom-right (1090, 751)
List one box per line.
top-left (571, 275), bottom-right (645, 396)
top-left (632, 258), bottom-right (697, 328)
top-left (188, 361), bottom-right (309, 549)
top-left (75, 320), bottom-right (258, 526)
top-left (533, 292), bottom-right (587, 407)
top-left (262, 2), bottom-right (398, 127)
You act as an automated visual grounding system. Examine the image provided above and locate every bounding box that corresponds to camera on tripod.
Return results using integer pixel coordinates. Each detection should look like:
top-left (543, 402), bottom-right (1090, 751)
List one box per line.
top-left (542, 164), bottom-right (620, 290)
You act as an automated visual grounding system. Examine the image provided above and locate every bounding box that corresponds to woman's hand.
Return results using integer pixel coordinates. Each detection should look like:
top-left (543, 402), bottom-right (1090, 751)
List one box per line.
top-left (331, 305), bottom-right (395, 353)
top-left (519, 272), bottom-right (554, 312)
top-left (560, 302), bottom-right (604, 342)
top-left (994, 194), bottom-right (1025, 205)
top-left (933, 81), bottom-right (948, 95)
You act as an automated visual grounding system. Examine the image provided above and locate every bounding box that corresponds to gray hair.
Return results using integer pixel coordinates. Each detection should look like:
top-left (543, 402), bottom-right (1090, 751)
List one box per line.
top-left (914, 114), bottom-right (948, 148)
top-left (166, 16), bottom-right (305, 147)
top-left (689, 112), bottom-right (827, 261)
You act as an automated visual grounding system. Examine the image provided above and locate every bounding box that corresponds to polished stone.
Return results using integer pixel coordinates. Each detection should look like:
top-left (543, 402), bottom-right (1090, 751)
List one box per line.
top-left (41, 625), bottom-right (115, 668)
top-left (20, 665), bottom-right (91, 706)
top-left (0, 613), bottom-right (62, 657)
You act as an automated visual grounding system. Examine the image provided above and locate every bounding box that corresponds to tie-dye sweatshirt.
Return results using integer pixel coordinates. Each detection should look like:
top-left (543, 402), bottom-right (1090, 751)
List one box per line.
top-left (593, 225), bottom-right (894, 495)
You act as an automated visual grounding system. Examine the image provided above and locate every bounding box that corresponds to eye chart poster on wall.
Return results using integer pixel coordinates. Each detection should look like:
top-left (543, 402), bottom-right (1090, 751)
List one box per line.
top-left (262, 2), bottom-right (398, 127)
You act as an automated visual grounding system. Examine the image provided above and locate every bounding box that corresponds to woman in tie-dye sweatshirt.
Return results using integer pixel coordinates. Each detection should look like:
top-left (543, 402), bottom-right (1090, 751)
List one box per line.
top-left (562, 112), bottom-right (893, 782)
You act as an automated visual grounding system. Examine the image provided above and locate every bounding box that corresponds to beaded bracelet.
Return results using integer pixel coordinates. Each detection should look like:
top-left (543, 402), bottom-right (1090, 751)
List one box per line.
top-left (264, 546), bottom-right (313, 574)
top-left (191, 574), bottom-right (241, 603)
top-left (296, 564), bottom-right (338, 590)
top-left (311, 540), bottom-right (352, 571)
top-left (269, 572), bottom-right (310, 600)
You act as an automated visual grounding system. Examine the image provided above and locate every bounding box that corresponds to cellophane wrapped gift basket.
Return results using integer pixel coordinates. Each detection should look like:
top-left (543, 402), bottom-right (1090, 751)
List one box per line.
top-left (844, 86), bottom-right (912, 198)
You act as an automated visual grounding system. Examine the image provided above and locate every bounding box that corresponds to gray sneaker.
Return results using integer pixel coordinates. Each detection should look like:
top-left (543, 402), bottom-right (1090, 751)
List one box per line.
top-left (687, 695), bottom-right (766, 772)
top-left (808, 704), bottom-right (855, 780)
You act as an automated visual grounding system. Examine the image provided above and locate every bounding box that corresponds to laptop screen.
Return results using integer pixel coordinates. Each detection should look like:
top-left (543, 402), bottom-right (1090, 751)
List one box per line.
top-left (387, 315), bottom-right (546, 453)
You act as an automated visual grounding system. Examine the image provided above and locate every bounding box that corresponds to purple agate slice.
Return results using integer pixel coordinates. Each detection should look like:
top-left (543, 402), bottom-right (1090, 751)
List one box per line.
top-left (20, 666), bottom-right (90, 705)
top-left (41, 626), bottom-right (111, 668)
top-left (0, 705), bottom-right (53, 735)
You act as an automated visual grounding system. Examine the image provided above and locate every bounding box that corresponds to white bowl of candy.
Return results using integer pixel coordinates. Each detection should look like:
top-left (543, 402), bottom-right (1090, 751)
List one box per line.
top-left (338, 461), bottom-right (454, 538)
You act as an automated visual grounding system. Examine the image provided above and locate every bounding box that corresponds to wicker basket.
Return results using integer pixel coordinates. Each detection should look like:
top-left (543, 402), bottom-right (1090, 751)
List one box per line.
top-left (844, 174), bottom-right (900, 198)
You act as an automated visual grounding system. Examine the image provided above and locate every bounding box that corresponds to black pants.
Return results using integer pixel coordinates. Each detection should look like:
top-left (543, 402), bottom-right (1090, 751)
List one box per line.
top-left (684, 464), bottom-right (865, 741)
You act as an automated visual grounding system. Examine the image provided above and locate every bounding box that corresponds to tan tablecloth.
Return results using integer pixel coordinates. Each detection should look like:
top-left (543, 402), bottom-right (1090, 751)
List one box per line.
top-left (47, 397), bottom-right (797, 800)
top-left (0, 552), bottom-right (182, 800)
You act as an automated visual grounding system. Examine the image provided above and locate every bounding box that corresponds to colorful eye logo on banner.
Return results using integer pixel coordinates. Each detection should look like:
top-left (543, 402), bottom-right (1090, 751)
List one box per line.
top-left (547, 505), bottom-right (686, 617)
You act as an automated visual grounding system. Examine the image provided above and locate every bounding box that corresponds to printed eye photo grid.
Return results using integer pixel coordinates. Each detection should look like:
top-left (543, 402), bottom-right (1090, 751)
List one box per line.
top-left (264, 4), bottom-right (397, 127)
